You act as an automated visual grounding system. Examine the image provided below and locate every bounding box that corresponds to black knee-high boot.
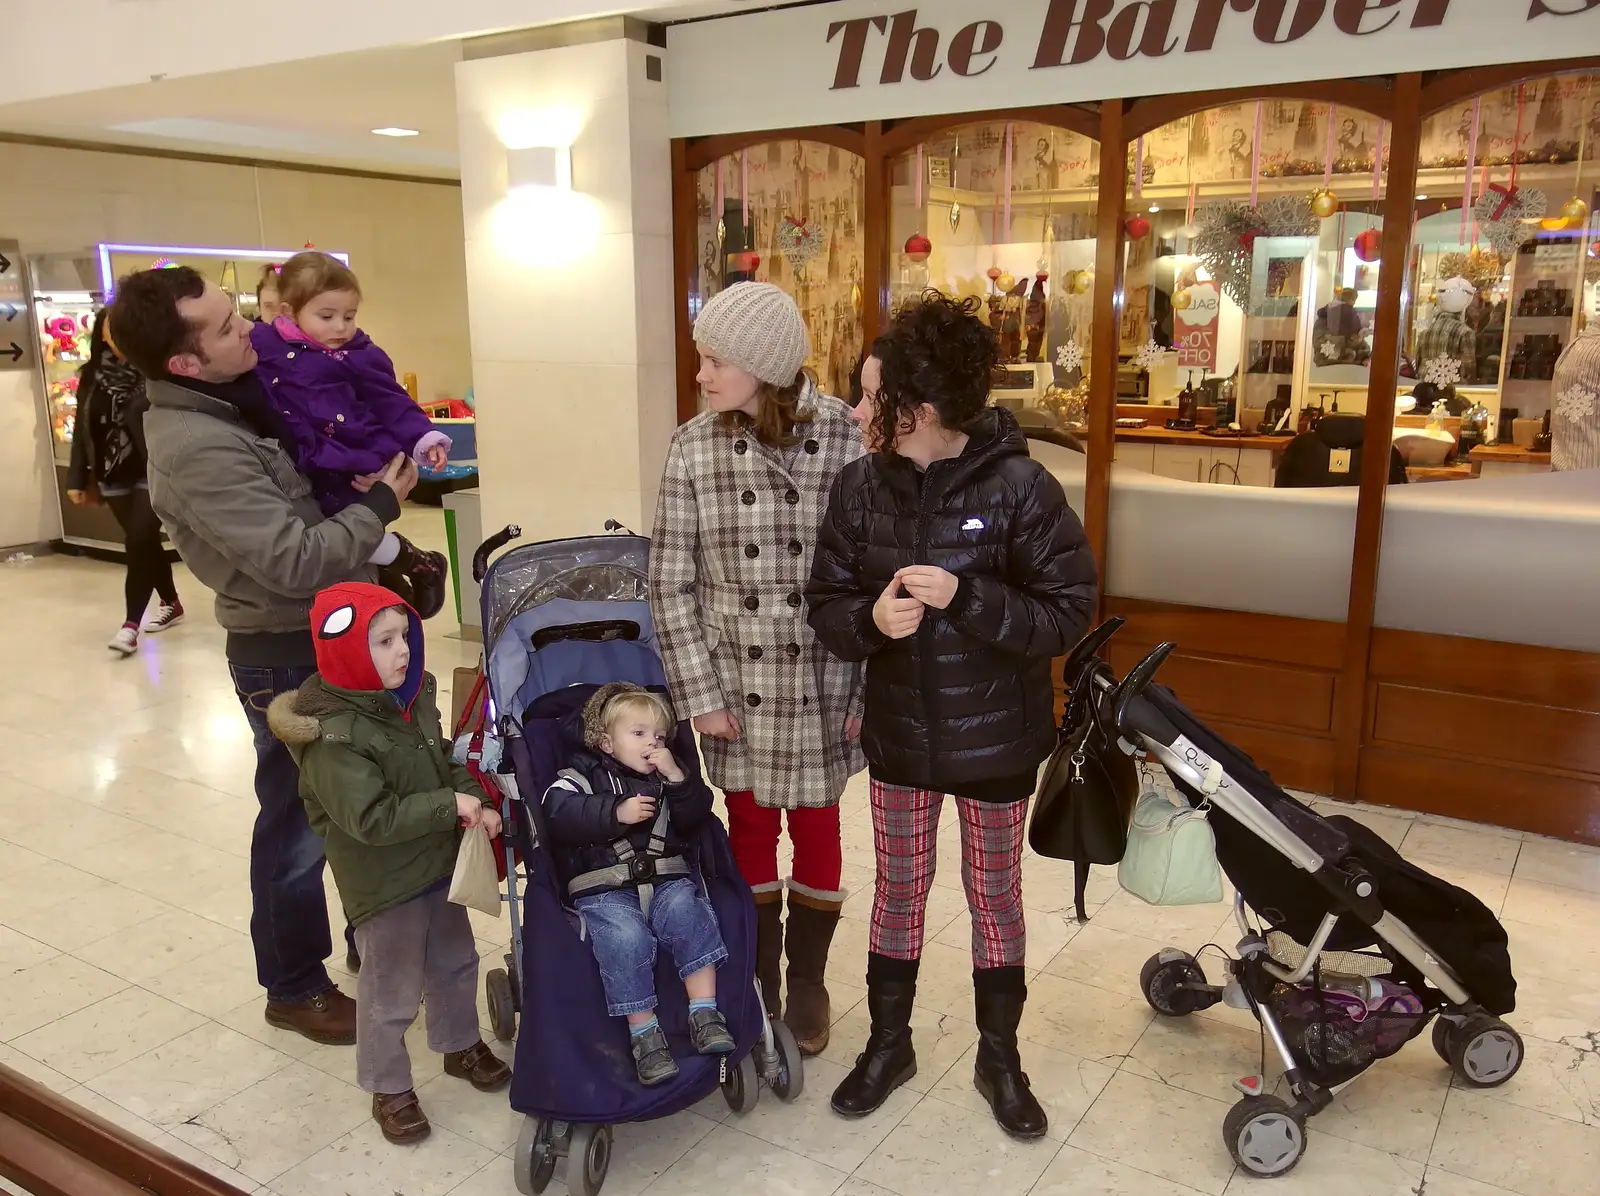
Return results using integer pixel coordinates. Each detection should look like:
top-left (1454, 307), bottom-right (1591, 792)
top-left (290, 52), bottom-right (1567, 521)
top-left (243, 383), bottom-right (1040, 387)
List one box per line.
top-left (973, 965), bottom-right (1048, 1139)
top-left (830, 953), bottom-right (918, 1118)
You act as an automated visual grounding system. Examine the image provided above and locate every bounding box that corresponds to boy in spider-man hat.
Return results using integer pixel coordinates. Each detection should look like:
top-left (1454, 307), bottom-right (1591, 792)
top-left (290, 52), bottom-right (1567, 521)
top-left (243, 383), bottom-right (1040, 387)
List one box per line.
top-left (267, 581), bottom-right (510, 1144)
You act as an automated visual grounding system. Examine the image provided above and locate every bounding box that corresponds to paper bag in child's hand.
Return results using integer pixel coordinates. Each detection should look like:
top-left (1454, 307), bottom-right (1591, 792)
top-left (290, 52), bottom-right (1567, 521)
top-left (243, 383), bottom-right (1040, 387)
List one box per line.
top-left (449, 824), bottom-right (502, 917)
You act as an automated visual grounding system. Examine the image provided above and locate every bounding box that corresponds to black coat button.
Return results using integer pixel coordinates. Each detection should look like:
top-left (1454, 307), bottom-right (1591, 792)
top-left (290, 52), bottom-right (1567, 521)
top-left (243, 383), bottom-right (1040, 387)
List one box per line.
top-left (747, 645), bottom-right (763, 661)
top-left (787, 592), bottom-right (802, 608)
top-left (788, 539), bottom-right (803, 556)
top-left (802, 696), bottom-right (810, 707)
top-left (804, 439), bottom-right (819, 454)
top-left (786, 642), bottom-right (801, 657)
top-left (746, 693), bottom-right (762, 708)
top-left (741, 490), bottom-right (756, 505)
top-left (744, 544), bottom-right (760, 559)
top-left (784, 489), bottom-right (800, 505)
top-left (734, 440), bottom-right (748, 455)
top-left (744, 595), bottom-right (759, 611)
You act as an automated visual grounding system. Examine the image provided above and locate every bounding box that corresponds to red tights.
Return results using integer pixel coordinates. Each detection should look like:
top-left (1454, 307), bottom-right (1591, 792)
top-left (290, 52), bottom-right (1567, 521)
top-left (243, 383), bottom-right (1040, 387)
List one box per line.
top-left (723, 791), bottom-right (843, 900)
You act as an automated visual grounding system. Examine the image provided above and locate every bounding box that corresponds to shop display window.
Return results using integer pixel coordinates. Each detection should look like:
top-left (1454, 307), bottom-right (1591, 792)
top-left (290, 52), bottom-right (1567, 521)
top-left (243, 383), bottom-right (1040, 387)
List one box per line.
top-left (691, 140), bottom-right (865, 403)
top-left (1397, 73), bottom-right (1599, 480)
top-left (1373, 71), bottom-right (1600, 659)
top-left (1105, 100), bottom-right (1392, 624)
top-left (887, 121), bottom-right (1100, 441)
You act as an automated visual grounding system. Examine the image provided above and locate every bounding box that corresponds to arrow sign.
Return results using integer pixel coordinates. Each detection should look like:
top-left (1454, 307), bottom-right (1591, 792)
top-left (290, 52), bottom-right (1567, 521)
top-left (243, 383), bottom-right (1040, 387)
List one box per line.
top-left (0, 303), bottom-right (16, 322)
top-left (0, 252), bottom-right (10, 274)
top-left (2, 343), bottom-right (22, 363)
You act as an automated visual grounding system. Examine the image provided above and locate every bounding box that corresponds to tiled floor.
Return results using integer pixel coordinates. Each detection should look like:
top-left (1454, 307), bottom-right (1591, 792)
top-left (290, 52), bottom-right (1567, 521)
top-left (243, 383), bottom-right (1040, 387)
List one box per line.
top-left (2, 509), bottom-right (1598, 1196)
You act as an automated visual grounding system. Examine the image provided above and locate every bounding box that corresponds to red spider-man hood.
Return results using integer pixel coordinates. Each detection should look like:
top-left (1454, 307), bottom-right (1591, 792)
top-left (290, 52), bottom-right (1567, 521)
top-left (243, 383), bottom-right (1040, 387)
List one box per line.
top-left (310, 581), bottom-right (424, 709)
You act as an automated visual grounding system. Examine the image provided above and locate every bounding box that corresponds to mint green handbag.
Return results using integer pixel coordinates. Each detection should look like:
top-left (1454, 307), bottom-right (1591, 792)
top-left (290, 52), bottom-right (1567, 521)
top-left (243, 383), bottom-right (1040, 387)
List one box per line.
top-left (1117, 788), bottom-right (1224, 906)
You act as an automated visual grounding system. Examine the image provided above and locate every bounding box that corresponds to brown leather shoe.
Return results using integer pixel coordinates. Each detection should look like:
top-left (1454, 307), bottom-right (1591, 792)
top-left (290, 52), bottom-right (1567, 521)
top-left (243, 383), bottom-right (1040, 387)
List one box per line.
top-left (443, 1041), bottom-right (512, 1092)
top-left (264, 987), bottom-right (357, 1045)
top-left (373, 1090), bottom-right (431, 1144)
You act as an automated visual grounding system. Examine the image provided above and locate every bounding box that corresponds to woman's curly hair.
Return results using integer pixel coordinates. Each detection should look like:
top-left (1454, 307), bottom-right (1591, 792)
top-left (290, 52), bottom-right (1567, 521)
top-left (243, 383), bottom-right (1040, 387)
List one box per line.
top-left (869, 290), bottom-right (999, 454)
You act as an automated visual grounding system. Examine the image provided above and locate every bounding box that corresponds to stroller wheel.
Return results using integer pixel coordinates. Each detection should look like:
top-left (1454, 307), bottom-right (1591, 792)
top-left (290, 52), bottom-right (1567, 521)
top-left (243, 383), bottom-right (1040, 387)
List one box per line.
top-left (487, 968), bottom-right (517, 1043)
top-left (1430, 1014), bottom-right (1453, 1065)
top-left (565, 1123), bottom-right (612, 1196)
top-left (1223, 1095), bottom-right (1306, 1178)
top-left (720, 1050), bottom-right (761, 1115)
top-left (1446, 1015), bottom-right (1524, 1088)
top-left (768, 1017), bottom-right (805, 1104)
top-left (513, 1117), bottom-right (558, 1195)
top-left (1140, 950), bottom-right (1210, 1017)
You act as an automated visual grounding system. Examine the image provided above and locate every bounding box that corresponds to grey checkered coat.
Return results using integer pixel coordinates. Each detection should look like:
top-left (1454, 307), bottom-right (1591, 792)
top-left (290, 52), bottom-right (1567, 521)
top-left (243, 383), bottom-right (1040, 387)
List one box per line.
top-left (650, 386), bottom-right (866, 809)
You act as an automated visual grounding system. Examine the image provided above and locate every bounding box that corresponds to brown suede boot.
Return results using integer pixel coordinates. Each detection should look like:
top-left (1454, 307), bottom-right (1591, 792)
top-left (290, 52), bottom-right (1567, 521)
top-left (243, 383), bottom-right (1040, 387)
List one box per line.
top-left (444, 1041), bottom-right (512, 1092)
top-left (783, 889), bottom-right (842, 1056)
top-left (755, 894), bottom-right (783, 1019)
top-left (373, 1090), bottom-right (431, 1144)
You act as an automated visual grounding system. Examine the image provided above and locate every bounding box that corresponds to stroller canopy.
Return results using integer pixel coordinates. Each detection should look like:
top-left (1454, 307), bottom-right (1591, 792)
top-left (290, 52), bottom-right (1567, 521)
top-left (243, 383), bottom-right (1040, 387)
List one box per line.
top-left (481, 534), bottom-right (666, 728)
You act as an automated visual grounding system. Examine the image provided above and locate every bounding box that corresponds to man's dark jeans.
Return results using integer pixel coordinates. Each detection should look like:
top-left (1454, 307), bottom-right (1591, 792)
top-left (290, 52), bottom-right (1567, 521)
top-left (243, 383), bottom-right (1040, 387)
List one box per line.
top-left (229, 663), bottom-right (356, 1005)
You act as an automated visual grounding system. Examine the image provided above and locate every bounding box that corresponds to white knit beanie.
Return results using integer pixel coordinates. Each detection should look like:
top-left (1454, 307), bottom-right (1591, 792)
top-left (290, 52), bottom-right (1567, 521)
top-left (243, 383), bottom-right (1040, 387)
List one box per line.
top-left (693, 282), bottom-right (811, 387)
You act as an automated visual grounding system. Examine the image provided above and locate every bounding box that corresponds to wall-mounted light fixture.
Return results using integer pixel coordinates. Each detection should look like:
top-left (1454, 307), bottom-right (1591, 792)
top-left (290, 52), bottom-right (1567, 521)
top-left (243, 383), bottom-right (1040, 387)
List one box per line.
top-left (506, 144), bottom-right (572, 192)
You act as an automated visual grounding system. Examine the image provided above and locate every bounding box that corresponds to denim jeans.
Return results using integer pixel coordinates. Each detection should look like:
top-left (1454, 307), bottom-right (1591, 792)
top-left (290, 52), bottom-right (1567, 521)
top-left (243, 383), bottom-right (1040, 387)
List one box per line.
top-left (229, 662), bottom-right (354, 1004)
top-left (576, 878), bottom-right (729, 1016)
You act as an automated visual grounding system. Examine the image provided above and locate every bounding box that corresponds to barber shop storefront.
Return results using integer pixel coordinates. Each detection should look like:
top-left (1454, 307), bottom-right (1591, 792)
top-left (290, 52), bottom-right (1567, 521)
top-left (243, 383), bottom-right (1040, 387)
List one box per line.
top-left (665, 1), bottom-right (1600, 843)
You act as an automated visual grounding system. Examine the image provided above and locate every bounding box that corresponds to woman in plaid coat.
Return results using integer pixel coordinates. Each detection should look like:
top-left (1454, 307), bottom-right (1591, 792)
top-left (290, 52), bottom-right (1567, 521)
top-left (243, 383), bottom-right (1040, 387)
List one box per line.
top-left (649, 282), bottom-right (864, 1057)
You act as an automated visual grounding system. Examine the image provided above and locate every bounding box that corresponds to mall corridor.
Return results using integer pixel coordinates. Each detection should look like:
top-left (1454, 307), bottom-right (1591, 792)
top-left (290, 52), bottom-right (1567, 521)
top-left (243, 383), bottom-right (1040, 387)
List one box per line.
top-left (0, 511), bottom-right (1596, 1196)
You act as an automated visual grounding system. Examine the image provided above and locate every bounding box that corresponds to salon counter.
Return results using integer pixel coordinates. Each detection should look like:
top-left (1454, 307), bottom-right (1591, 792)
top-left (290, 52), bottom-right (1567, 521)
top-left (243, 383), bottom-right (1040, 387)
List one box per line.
top-left (1036, 445), bottom-right (1600, 651)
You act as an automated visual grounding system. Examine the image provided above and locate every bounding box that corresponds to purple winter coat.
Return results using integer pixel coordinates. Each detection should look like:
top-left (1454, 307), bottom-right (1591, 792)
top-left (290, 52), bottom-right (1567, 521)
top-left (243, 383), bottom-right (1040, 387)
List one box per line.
top-left (250, 320), bottom-right (444, 514)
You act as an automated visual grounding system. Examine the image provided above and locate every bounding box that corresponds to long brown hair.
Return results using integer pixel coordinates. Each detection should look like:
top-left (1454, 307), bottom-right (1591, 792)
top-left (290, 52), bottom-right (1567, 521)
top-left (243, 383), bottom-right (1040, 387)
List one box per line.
top-left (718, 369), bottom-right (815, 448)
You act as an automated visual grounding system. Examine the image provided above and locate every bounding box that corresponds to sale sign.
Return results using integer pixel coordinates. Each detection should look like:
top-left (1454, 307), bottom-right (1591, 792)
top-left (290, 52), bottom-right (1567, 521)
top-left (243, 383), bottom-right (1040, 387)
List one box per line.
top-left (1176, 281), bottom-right (1221, 372)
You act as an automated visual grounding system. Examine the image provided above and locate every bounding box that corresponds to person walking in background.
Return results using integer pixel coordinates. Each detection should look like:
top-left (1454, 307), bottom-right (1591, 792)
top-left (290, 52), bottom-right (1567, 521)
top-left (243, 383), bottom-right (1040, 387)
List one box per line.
top-left (110, 265), bottom-right (415, 1046)
top-left (807, 291), bottom-right (1097, 1138)
top-left (67, 308), bottom-right (184, 655)
top-left (649, 282), bottom-right (865, 1057)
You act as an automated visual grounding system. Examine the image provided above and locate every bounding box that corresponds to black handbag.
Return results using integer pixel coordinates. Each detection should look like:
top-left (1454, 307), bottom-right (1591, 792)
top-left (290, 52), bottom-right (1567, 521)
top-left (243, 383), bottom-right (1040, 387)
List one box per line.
top-left (1028, 659), bottom-right (1139, 922)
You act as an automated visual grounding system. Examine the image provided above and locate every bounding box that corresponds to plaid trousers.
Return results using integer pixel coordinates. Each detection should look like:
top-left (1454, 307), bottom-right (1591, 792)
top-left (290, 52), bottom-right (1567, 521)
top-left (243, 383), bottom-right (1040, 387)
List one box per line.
top-left (867, 779), bottom-right (1028, 969)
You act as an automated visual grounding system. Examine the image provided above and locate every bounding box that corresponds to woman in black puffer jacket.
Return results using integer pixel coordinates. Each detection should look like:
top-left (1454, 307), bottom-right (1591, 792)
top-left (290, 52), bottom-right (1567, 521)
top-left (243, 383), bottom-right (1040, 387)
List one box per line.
top-left (806, 292), bottom-right (1097, 1139)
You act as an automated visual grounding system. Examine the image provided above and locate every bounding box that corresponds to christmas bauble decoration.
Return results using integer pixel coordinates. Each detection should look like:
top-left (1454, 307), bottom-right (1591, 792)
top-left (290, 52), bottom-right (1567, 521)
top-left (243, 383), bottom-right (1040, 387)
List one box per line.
top-left (1353, 228), bottom-right (1383, 262)
top-left (734, 250), bottom-right (761, 273)
top-left (997, 273), bottom-right (1016, 293)
top-left (1072, 270), bottom-right (1093, 295)
top-left (1311, 189), bottom-right (1340, 219)
top-left (1126, 215), bottom-right (1152, 239)
top-left (1561, 196), bottom-right (1590, 225)
top-left (1035, 270), bottom-right (1049, 283)
top-left (904, 232), bottom-right (932, 264)
top-left (986, 266), bottom-right (1003, 283)
top-left (1172, 289), bottom-right (1193, 311)
top-left (1540, 215), bottom-right (1570, 232)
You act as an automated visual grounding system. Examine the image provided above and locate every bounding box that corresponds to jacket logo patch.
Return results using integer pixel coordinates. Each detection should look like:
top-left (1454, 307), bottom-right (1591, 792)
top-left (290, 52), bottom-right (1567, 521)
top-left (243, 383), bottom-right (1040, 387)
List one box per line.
top-left (962, 517), bottom-right (985, 531)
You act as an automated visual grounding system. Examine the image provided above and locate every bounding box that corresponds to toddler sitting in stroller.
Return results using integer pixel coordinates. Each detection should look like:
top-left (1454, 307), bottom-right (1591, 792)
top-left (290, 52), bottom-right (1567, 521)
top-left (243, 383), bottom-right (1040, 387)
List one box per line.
top-left (543, 682), bottom-right (736, 1085)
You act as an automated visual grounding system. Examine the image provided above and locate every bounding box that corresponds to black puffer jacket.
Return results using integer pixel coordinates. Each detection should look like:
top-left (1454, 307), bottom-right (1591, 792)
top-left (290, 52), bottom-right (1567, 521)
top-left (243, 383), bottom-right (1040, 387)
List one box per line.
top-left (806, 407), bottom-right (1097, 799)
top-left (541, 716), bottom-right (715, 895)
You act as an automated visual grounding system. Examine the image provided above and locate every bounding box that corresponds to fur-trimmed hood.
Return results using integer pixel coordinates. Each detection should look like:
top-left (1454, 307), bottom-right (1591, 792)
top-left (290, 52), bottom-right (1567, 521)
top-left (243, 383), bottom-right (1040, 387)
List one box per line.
top-left (267, 674), bottom-right (350, 748)
top-left (266, 672), bottom-right (426, 750)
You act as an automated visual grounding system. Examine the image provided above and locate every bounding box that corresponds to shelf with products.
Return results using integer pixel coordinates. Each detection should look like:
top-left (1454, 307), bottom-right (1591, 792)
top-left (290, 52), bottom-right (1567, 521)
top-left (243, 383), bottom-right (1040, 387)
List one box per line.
top-left (34, 291), bottom-right (100, 467)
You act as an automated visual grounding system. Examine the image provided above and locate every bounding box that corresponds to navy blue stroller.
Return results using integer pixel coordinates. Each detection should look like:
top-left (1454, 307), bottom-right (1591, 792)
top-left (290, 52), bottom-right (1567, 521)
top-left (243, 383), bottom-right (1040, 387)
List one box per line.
top-left (469, 526), bottom-right (802, 1196)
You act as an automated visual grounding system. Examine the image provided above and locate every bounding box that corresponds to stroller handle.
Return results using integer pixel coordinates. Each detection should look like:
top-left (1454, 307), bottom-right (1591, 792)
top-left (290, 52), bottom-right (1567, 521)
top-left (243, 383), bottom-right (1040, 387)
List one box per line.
top-left (1111, 642), bottom-right (1182, 749)
top-left (1061, 617), bottom-right (1124, 689)
top-left (473, 524), bottom-right (523, 583)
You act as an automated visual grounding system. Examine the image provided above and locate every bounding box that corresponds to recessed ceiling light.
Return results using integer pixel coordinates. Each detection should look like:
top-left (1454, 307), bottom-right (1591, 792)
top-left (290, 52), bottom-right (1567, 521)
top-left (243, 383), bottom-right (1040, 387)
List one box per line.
top-left (1416, 193), bottom-right (1429, 200)
top-left (1148, 204), bottom-right (1160, 213)
top-left (371, 127), bottom-right (420, 138)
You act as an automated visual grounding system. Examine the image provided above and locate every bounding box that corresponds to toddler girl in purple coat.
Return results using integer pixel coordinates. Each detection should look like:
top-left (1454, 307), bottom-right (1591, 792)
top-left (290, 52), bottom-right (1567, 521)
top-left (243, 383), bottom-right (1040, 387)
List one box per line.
top-left (251, 252), bottom-right (451, 616)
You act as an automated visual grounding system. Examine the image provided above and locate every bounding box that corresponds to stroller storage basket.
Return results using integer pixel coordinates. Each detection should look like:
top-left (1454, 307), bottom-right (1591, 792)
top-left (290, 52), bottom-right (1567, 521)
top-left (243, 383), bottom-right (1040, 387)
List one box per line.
top-left (1268, 975), bottom-right (1428, 1087)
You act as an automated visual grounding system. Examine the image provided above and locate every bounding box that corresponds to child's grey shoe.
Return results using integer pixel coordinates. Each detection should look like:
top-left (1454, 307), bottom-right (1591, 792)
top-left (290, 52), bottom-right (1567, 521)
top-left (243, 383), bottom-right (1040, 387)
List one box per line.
top-left (632, 1025), bottom-right (679, 1085)
top-left (689, 1007), bottom-right (735, 1054)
